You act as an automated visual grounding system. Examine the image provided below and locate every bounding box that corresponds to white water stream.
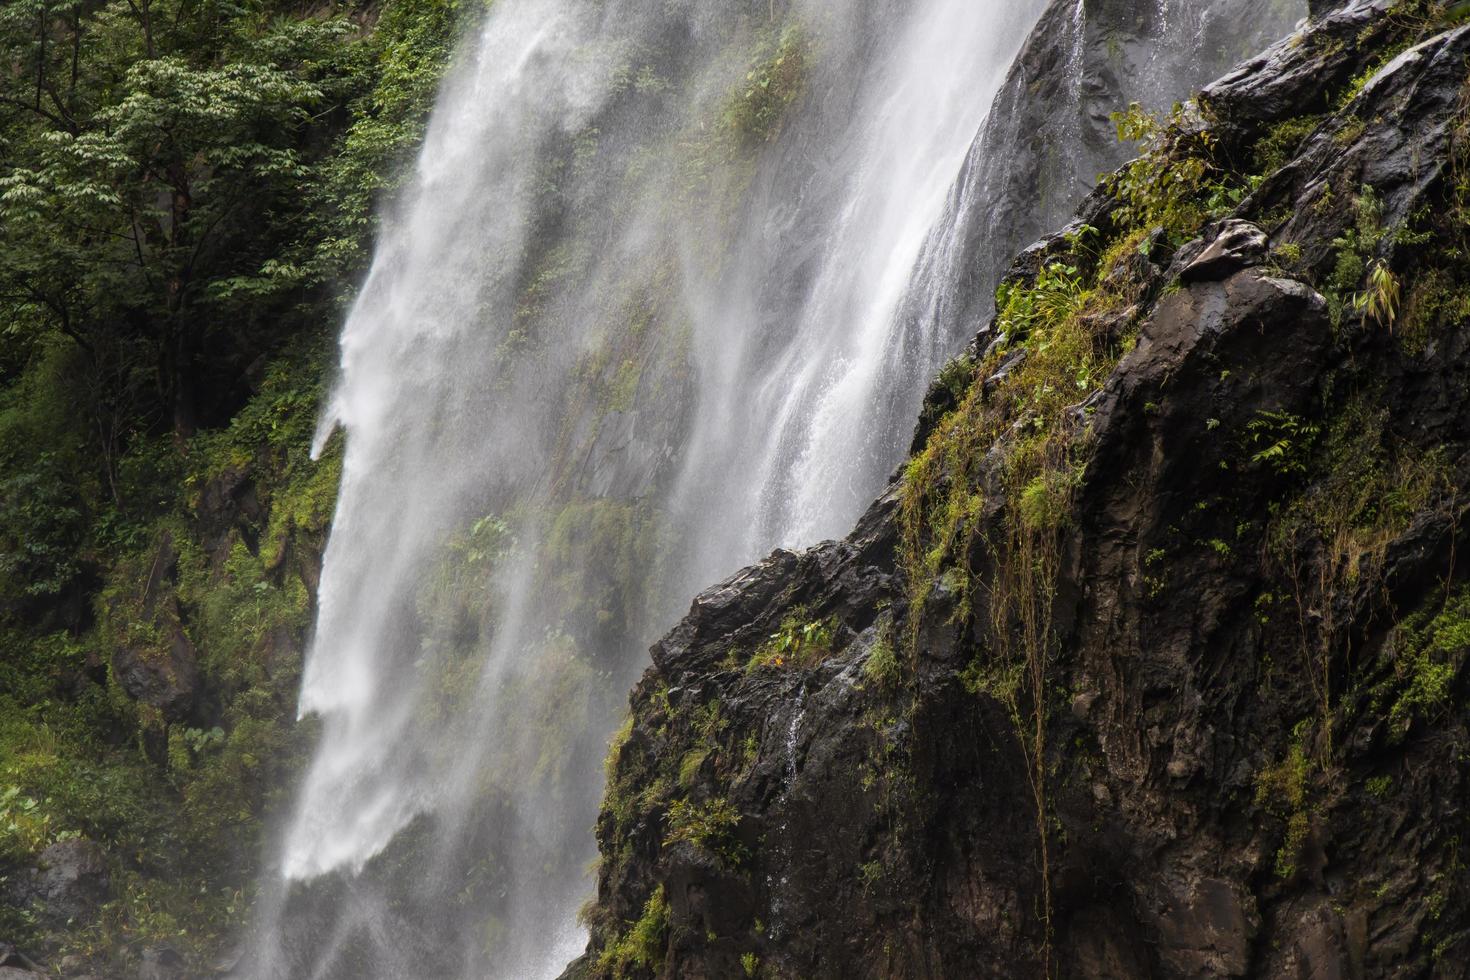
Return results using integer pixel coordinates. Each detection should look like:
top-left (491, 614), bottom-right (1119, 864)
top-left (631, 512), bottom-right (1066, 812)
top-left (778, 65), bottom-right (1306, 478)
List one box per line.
top-left (246, 0), bottom-right (1300, 976)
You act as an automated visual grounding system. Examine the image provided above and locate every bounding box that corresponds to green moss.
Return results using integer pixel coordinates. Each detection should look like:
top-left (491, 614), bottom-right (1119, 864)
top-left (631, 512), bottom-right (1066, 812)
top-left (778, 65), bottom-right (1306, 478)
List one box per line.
top-left (1018, 469), bottom-right (1077, 533)
top-left (1256, 739), bottom-right (1313, 879)
top-left (1252, 115), bottom-right (1322, 175)
top-left (605, 715), bottom-right (635, 781)
top-left (1264, 392), bottom-right (1453, 751)
top-left (724, 25), bottom-right (810, 143)
top-left (608, 357), bottom-right (642, 413)
top-left (1398, 267), bottom-right (1470, 356)
top-left (664, 797), bottom-right (747, 867)
top-left (1386, 587), bottom-right (1470, 733)
top-left (597, 885), bottom-right (669, 978)
top-left (895, 102), bottom-right (1303, 952)
top-left (543, 499), bottom-right (657, 639)
top-left (862, 618), bottom-right (901, 688)
top-left (746, 611), bottom-right (838, 672)
top-left (677, 748), bottom-right (710, 788)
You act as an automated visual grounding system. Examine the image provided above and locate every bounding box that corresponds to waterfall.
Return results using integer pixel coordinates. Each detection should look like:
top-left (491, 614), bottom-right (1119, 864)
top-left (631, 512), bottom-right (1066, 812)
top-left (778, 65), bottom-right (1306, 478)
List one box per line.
top-left (246, 0), bottom-right (1303, 976)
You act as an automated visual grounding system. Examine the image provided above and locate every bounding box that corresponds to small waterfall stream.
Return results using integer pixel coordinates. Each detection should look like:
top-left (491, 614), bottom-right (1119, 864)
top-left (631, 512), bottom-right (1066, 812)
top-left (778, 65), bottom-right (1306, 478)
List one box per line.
top-left (247, 0), bottom-right (1304, 976)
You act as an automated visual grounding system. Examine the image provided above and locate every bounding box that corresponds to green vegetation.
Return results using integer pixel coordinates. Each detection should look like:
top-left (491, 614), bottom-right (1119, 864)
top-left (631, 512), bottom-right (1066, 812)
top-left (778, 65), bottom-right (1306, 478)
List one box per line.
top-left (665, 796), bottom-right (747, 867)
top-left (1265, 394), bottom-right (1453, 753)
top-left (1245, 410), bottom-right (1320, 478)
top-left (0, 348), bottom-right (333, 965)
top-left (1323, 185), bottom-right (1389, 327)
top-left (725, 24), bottom-right (810, 143)
top-left (586, 9), bottom-right (1470, 976)
top-left (596, 885), bottom-right (669, 978)
top-left (861, 617), bottom-right (901, 689)
top-left (746, 611), bottom-right (839, 672)
top-left (898, 103), bottom-right (1253, 958)
top-left (1255, 736), bottom-right (1313, 880)
top-left (0, 0), bottom-right (483, 970)
top-left (1384, 587), bottom-right (1470, 734)
top-left (1251, 114), bottom-right (1321, 175)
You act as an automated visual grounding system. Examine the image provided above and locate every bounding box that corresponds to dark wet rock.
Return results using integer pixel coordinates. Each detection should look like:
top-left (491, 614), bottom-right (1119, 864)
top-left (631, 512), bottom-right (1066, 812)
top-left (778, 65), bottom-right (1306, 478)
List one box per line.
top-left (574, 2), bottom-right (1470, 977)
top-left (0, 945), bottom-right (40, 973)
top-left (110, 622), bottom-right (199, 723)
top-left (1179, 219), bottom-right (1270, 281)
top-left (931, 0), bottom-right (1307, 334)
top-left (137, 947), bottom-right (186, 980)
top-left (5, 839), bottom-right (110, 929)
top-left (195, 463), bottom-right (263, 562)
top-left (1202, 0), bottom-right (1398, 132)
top-left (33, 839), bottom-right (109, 924)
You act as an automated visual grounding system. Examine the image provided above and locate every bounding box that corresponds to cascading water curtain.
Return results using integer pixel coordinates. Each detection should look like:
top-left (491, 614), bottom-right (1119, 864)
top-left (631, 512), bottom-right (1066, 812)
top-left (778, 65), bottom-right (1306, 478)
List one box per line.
top-left (243, 0), bottom-right (1298, 975)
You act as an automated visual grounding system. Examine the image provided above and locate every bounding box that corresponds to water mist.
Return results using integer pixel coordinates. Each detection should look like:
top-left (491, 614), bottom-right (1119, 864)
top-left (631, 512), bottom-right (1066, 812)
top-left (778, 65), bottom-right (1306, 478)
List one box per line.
top-left (246, 0), bottom-right (1301, 976)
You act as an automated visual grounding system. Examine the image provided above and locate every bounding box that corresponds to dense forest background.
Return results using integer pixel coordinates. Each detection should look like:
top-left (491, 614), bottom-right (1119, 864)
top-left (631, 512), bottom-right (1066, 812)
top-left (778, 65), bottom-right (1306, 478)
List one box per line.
top-left (0, 0), bottom-right (473, 969)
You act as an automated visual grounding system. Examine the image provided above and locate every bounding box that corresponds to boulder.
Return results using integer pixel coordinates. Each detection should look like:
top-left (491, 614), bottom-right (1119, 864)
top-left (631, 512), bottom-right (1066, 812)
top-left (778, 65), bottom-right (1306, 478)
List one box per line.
top-left (137, 946), bottom-right (186, 980)
top-left (14, 838), bottom-right (112, 926)
top-left (0, 944), bottom-right (40, 972)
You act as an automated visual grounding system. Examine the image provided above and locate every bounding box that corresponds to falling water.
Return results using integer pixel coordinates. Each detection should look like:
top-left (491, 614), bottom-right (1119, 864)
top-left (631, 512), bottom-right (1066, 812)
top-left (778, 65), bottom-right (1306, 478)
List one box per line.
top-left (247, 0), bottom-right (1304, 977)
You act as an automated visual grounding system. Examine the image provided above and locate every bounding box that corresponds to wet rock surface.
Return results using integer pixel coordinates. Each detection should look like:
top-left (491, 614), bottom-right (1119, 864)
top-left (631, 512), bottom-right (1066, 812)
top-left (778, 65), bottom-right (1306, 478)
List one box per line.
top-left (572, 3), bottom-right (1470, 977)
top-left (935, 0), bottom-right (1306, 334)
top-left (30, 840), bottom-right (110, 926)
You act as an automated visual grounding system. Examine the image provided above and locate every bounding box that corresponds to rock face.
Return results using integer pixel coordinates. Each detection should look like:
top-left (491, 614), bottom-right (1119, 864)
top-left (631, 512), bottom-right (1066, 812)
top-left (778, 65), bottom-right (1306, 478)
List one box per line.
top-left (0, 944), bottom-right (42, 977)
top-left (573, 2), bottom-right (1470, 977)
top-left (30, 840), bottom-right (110, 925)
top-left (929, 0), bottom-right (1306, 339)
top-left (5, 839), bottom-right (111, 930)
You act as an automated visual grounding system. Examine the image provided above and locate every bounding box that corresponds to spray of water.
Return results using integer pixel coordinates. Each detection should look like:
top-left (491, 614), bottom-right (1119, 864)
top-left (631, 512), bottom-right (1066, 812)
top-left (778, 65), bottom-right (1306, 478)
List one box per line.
top-left (246, 0), bottom-right (1302, 976)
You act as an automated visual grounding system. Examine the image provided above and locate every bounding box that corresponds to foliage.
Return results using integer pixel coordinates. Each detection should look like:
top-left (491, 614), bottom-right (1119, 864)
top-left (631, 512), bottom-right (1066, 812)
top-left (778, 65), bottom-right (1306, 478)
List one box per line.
top-left (1384, 587), bottom-right (1470, 733)
top-left (898, 93), bottom-right (1309, 961)
top-left (862, 618), bottom-right (901, 688)
top-left (1255, 737), bottom-right (1313, 879)
top-left (664, 797), bottom-right (747, 867)
top-left (1356, 258), bottom-right (1401, 329)
top-left (725, 25), bottom-right (809, 142)
top-left (1106, 103), bottom-right (1243, 243)
top-left (0, 0), bottom-right (474, 970)
top-left (1325, 185), bottom-right (1388, 327)
top-left (900, 237), bottom-right (1137, 965)
top-left (597, 885), bottom-right (669, 978)
top-left (1252, 114), bottom-right (1322, 175)
top-left (746, 611), bottom-right (838, 672)
top-left (1245, 411), bottom-right (1320, 477)
top-left (1265, 393), bottom-right (1453, 756)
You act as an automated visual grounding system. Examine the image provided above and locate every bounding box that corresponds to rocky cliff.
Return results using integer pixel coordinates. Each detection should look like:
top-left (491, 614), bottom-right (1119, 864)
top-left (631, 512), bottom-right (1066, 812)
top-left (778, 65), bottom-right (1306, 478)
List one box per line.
top-left (572, 1), bottom-right (1470, 976)
top-left (936, 0), bottom-right (1305, 335)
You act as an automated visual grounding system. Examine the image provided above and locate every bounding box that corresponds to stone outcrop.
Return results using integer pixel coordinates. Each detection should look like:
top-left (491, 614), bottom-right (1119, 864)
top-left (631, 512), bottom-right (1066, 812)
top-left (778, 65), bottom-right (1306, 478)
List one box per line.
top-left (927, 0), bottom-right (1306, 339)
top-left (3, 839), bottom-right (111, 941)
top-left (571, 2), bottom-right (1470, 977)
